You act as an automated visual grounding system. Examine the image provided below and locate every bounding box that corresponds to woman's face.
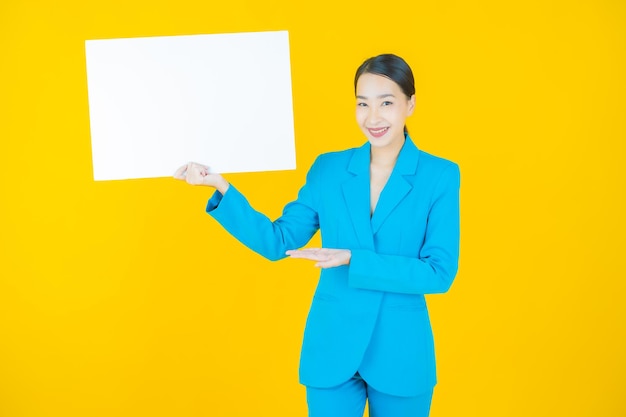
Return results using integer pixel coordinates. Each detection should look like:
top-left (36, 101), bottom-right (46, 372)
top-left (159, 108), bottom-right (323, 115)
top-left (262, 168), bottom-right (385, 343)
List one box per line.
top-left (355, 73), bottom-right (415, 151)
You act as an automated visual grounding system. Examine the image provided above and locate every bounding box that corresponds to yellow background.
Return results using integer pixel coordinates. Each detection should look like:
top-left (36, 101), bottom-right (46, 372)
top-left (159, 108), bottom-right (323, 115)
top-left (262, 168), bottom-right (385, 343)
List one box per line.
top-left (1, 0), bottom-right (625, 416)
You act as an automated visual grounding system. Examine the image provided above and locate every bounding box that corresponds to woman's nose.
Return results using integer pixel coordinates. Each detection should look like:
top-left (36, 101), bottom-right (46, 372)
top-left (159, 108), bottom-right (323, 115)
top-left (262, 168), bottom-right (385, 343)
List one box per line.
top-left (367, 107), bottom-right (382, 124)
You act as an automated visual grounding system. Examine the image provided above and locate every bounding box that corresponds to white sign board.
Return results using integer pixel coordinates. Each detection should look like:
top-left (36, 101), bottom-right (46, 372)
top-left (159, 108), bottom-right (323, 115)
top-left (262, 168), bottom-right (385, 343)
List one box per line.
top-left (85, 31), bottom-right (295, 181)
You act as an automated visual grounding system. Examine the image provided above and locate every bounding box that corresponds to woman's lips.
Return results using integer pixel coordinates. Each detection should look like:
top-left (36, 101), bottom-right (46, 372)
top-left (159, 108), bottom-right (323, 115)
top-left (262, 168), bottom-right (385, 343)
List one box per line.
top-left (368, 127), bottom-right (389, 138)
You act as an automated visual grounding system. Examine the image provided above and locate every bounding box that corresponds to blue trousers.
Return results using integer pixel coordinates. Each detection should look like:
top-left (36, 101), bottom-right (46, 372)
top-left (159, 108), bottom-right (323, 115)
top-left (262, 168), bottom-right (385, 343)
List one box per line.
top-left (306, 373), bottom-right (434, 417)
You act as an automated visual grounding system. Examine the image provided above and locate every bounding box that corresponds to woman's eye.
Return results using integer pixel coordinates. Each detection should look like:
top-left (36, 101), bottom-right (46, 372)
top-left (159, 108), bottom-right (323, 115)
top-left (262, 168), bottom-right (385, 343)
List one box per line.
top-left (382, 101), bottom-right (393, 106)
top-left (357, 102), bottom-right (367, 107)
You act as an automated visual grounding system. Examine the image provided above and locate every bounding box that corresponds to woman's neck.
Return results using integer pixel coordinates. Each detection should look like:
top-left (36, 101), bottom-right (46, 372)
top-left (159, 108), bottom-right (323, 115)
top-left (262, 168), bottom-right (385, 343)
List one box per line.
top-left (370, 136), bottom-right (405, 167)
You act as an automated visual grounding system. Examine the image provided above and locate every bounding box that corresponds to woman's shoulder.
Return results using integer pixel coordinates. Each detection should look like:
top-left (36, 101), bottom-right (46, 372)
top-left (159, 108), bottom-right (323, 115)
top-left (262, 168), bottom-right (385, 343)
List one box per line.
top-left (311, 146), bottom-right (361, 169)
top-left (317, 148), bottom-right (359, 163)
top-left (417, 149), bottom-right (459, 173)
top-left (415, 149), bottom-right (460, 190)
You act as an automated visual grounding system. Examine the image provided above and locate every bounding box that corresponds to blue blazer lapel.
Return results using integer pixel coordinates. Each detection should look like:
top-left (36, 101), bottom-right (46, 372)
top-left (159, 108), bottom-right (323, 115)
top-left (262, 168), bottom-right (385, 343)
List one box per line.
top-left (341, 143), bottom-right (375, 250)
top-left (371, 137), bottom-right (420, 234)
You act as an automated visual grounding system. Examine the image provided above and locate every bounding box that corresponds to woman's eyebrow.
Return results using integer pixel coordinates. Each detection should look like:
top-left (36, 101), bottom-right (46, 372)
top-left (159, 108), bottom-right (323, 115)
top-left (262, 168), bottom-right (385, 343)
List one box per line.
top-left (356, 93), bottom-right (396, 99)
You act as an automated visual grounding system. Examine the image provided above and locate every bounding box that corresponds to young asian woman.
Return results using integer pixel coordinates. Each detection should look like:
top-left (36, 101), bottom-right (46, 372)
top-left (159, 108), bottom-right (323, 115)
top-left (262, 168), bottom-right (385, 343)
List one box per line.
top-left (174, 53), bottom-right (460, 417)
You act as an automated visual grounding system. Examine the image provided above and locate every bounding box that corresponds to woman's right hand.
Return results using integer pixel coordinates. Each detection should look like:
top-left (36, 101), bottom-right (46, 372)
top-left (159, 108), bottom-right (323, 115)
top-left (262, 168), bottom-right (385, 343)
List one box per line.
top-left (173, 162), bottom-right (230, 194)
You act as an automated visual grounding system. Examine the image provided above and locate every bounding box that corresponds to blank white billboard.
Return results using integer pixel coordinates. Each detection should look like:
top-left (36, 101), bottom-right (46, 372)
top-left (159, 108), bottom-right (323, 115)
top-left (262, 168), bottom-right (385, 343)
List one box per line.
top-left (85, 30), bottom-right (295, 181)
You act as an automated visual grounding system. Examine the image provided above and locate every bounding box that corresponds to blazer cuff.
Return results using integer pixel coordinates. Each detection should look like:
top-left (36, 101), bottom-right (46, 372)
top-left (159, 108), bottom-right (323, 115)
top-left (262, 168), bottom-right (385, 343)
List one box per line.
top-left (205, 188), bottom-right (227, 212)
top-left (348, 249), bottom-right (376, 290)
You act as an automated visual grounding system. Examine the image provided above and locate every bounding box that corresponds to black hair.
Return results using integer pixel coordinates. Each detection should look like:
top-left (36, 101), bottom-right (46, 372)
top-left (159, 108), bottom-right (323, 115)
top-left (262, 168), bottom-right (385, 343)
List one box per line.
top-left (354, 54), bottom-right (415, 134)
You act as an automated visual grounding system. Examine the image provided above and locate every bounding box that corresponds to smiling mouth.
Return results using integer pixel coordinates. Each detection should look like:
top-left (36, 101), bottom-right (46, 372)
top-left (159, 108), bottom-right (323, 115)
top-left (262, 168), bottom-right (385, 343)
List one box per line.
top-left (368, 127), bottom-right (389, 138)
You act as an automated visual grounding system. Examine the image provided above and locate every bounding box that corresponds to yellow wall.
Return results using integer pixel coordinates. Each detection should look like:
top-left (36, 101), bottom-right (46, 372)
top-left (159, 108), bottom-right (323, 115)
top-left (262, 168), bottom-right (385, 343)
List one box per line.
top-left (1, 0), bottom-right (625, 416)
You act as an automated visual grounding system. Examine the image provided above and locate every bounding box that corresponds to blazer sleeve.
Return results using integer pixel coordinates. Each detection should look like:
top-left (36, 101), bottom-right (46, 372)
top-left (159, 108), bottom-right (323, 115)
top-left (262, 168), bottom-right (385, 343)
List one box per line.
top-left (348, 163), bottom-right (461, 294)
top-left (205, 159), bottom-right (321, 261)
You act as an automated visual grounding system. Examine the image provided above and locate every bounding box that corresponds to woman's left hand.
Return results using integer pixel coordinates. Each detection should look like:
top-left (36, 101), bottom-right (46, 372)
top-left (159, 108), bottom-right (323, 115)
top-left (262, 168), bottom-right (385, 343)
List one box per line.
top-left (286, 248), bottom-right (351, 269)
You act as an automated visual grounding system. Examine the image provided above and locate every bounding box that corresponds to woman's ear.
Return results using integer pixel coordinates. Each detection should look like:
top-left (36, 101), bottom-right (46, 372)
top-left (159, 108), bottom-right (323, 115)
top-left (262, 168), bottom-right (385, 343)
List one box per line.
top-left (407, 94), bottom-right (416, 116)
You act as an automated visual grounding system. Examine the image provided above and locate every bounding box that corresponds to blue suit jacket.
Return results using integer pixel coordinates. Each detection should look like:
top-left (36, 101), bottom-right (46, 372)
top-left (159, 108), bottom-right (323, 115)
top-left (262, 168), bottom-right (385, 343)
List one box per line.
top-left (206, 135), bottom-right (460, 396)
